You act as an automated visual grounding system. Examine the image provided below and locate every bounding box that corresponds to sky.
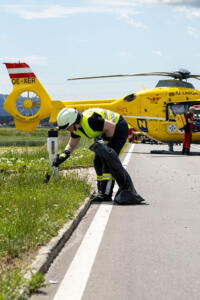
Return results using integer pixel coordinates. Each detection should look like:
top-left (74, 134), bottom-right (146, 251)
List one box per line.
top-left (1, 0), bottom-right (200, 101)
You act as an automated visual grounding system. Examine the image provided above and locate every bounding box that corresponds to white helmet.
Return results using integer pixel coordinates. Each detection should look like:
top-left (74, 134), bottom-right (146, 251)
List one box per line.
top-left (57, 108), bottom-right (78, 129)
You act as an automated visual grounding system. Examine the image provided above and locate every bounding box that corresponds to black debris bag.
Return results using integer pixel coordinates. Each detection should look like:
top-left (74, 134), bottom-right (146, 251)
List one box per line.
top-left (90, 138), bottom-right (145, 205)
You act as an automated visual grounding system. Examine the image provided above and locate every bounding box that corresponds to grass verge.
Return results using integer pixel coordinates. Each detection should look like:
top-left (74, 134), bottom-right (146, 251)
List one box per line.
top-left (0, 128), bottom-right (94, 299)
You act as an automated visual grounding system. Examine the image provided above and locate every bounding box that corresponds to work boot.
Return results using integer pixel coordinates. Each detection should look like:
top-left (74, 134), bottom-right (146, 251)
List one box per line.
top-left (185, 148), bottom-right (190, 155)
top-left (90, 192), bottom-right (112, 203)
top-left (102, 194), bottom-right (112, 202)
top-left (181, 148), bottom-right (185, 154)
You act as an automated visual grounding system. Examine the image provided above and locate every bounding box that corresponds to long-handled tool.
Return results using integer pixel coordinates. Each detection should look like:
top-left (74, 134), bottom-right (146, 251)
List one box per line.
top-left (44, 164), bottom-right (59, 184)
top-left (44, 128), bottom-right (59, 184)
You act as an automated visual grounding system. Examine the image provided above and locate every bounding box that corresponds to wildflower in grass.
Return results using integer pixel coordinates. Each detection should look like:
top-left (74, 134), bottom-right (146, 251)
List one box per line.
top-left (16, 160), bottom-right (24, 163)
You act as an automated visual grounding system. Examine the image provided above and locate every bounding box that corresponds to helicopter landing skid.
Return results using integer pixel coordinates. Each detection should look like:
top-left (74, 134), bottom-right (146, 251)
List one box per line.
top-left (150, 150), bottom-right (177, 154)
top-left (150, 143), bottom-right (176, 154)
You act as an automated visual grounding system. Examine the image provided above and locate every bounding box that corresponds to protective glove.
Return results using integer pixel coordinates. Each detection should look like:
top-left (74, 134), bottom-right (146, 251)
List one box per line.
top-left (94, 135), bottom-right (104, 142)
top-left (101, 133), bottom-right (111, 142)
top-left (52, 150), bottom-right (70, 167)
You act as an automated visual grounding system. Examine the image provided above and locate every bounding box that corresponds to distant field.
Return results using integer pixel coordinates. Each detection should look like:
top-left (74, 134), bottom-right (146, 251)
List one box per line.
top-left (0, 127), bottom-right (48, 146)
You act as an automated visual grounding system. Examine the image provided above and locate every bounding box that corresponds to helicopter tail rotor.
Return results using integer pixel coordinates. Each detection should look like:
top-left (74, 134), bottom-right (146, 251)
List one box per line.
top-left (3, 62), bottom-right (53, 131)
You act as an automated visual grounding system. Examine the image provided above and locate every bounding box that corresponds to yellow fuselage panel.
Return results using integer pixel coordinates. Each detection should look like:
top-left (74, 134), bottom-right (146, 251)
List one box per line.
top-left (123, 87), bottom-right (200, 142)
top-left (50, 87), bottom-right (200, 142)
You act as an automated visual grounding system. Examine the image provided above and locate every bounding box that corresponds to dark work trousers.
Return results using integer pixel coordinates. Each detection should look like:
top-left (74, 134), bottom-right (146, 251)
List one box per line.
top-left (93, 117), bottom-right (128, 197)
top-left (183, 131), bottom-right (192, 149)
top-left (182, 113), bottom-right (194, 153)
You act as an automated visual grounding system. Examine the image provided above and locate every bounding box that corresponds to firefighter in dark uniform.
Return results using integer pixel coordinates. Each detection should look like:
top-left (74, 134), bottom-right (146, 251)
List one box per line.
top-left (53, 107), bottom-right (145, 204)
top-left (182, 106), bottom-right (195, 155)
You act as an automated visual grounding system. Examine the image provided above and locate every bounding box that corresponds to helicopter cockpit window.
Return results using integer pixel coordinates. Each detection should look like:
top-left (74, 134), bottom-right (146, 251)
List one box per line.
top-left (167, 102), bottom-right (200, 132)
top-left (167, 103), bottom-right (189, 121)
top-left (170, 103), bottom-right (189, 116)
top-left (123, 93), bottom-right (136, 102)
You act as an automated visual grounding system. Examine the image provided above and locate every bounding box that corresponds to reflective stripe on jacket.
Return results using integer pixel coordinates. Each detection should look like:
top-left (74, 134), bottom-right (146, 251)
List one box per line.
top-left (73, 108), bottom-right (120, 138)
top-left (97, 173), bottom-right (115, 181)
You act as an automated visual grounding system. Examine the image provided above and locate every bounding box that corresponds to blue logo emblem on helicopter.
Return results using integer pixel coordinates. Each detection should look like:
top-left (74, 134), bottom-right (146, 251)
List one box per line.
top-left (137, 119), bottom-right (148, 132)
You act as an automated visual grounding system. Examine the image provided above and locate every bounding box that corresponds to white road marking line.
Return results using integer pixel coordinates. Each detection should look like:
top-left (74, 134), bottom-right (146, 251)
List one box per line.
top-left (53, 203), bottom-right (112, 300)
top-left (123, 143), bottom-right (135, 168)
top-left (53, 143), bottom-right (135, 300)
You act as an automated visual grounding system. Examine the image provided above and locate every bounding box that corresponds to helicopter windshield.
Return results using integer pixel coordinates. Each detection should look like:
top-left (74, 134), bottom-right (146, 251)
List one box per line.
top-left (156, 80), bottom-right (195, 89)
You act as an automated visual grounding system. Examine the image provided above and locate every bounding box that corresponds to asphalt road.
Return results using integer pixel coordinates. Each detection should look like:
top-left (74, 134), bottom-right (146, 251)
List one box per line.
top-left (31, 143), bottom-right (200, 300)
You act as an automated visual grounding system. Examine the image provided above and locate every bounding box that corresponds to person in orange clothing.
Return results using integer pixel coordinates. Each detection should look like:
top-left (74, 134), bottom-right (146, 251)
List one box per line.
top-left (182, 106), bottom-right (195, 155)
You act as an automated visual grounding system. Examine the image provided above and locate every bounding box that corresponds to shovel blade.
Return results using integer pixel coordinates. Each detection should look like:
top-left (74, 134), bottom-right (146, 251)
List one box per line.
top-left (44, 172), bottom-right (51, 184)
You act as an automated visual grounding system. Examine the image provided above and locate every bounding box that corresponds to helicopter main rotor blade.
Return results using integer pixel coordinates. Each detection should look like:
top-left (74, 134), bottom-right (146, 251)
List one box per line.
top-left (68, 74), bottom-right (131, 80)
top-left (191, 77), bottom-right (200, 81)
top-left (68, 72), bottom-right (179, 80)
top-left (189, 75), bottom-right (200, 79)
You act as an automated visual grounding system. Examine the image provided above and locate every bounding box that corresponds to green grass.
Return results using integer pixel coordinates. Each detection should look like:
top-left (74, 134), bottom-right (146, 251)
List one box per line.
top-left (0, 269), bottom-right (28, 300)
top-left (0, 127), bottom-right (95, 298)
top-left (0, 171), bottom-right (91, 258)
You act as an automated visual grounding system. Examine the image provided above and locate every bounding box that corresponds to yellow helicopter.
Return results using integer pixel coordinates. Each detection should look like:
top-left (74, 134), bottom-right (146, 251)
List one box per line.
top-left (3, 63), bottom-right (200, 151)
